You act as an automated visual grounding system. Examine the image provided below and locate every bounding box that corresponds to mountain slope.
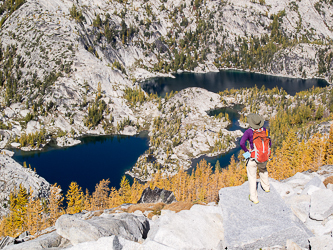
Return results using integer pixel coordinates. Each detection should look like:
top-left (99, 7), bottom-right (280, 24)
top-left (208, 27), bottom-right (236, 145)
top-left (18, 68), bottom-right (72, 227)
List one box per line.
top-left (0, 0), bottom-right (333, 178)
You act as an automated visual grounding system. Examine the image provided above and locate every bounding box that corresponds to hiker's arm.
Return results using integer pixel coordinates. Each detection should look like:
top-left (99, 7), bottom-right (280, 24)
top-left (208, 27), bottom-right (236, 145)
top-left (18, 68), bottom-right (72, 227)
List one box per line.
top-left (240, 129), bottom-right (251, 152)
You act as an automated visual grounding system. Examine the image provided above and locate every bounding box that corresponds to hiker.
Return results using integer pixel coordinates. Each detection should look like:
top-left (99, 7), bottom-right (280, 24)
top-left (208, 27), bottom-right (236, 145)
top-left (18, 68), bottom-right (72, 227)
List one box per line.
top-left (240, 113), bottom-right (271, 204)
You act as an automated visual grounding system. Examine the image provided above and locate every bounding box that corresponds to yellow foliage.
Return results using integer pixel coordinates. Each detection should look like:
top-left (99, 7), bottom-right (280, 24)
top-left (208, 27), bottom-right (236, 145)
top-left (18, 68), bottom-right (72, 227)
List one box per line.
top-left (25, 191), bottom-right (46, 236)
top-left (268, 131), bottom-right (326, 180)
top-left (91, 179), bottom-right (110, 211)
top-left (66, 182), bottom-right (84, 214)
top-left (47, 184), bottom-right (64, 227)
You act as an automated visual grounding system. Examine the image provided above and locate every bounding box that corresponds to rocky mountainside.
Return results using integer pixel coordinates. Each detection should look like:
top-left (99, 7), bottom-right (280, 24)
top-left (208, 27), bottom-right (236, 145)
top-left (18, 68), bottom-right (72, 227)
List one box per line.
top-left (1, 165), bottom-right (333, 250)
top-left (1, 0), bottom-right (333, 179)
top-left (0, 151), bottom-right (50, 218)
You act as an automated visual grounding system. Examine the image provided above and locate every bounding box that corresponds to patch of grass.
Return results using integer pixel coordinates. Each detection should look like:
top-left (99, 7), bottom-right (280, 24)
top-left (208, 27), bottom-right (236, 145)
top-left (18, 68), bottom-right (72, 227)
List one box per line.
top-left (118, 201), bottom-right (195, 217)
top-left (323, 176), bottom-right (333, 187)
top-left (164, 201), bottom-right (194, 213)
top-left (126, 202), bottom-right (165, 214)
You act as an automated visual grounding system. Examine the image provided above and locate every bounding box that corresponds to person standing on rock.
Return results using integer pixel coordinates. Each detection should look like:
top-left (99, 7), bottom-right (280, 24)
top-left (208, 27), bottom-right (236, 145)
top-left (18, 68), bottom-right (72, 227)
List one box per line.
top-left (240, 113), bottom-right (271, 204)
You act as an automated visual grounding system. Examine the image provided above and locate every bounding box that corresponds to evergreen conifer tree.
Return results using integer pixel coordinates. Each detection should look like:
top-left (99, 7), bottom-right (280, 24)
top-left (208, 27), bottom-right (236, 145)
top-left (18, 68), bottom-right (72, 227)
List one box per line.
top-left (66, 182), bottom-right (84, 214)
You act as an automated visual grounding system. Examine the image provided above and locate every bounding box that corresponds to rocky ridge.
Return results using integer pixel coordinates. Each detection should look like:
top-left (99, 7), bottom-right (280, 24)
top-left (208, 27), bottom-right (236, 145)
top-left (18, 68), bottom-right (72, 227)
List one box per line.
top-left (127, 87), bottom-right (242, 181)
top-left (0, 152), bottom-right (50, 217)
top-left (2, 165), bottom-right (333, 250)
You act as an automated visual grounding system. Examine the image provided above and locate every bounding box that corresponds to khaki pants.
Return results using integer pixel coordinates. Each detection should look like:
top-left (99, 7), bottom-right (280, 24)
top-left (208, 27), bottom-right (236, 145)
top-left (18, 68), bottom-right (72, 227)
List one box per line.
top-left (247, 159), bottom-right (270, 203)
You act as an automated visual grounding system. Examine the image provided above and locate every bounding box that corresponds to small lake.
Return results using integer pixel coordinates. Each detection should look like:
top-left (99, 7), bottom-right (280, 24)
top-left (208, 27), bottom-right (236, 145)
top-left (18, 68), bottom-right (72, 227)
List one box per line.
top-left (12, 70), bottom-right (329, 192)
top-left (191, 105), bottom-right (269, 170)
top-left (141, 70), bottom-right (328, 96)
top-left (12, 133), bottom-right (149, 192)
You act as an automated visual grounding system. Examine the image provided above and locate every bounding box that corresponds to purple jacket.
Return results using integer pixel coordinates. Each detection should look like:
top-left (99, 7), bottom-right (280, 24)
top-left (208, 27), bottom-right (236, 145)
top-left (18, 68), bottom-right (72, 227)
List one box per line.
top-left (240, 128), bottom-right (271, 152)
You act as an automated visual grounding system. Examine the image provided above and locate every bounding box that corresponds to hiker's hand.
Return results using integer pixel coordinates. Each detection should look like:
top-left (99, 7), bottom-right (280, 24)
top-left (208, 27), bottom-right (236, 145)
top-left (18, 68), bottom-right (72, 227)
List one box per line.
top-left (243, 151), bottom-right (251, 159)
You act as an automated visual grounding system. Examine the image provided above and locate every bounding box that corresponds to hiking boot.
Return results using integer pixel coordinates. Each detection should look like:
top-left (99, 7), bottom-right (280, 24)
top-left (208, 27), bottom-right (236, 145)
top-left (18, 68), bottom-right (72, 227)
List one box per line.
top-left (249, 195), bottom-right (259, 204)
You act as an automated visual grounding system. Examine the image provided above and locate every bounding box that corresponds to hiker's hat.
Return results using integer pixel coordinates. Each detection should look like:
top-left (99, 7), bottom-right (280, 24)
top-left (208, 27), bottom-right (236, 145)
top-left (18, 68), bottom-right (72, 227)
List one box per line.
top-left (247, 113), bottom-right (264, 129)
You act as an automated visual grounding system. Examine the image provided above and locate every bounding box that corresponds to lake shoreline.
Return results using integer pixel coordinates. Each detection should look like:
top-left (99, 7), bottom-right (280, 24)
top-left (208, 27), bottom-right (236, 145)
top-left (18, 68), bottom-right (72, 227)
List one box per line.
top-left (7, 70), bottom-right (331, 190)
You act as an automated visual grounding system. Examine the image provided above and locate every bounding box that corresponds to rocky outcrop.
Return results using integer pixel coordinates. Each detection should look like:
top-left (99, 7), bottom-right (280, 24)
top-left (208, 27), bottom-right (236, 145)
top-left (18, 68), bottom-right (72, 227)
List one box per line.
top-left (137, 187), bottom-right (177, 204)
top-left (309, 189), bottom-right (333, 221)
top-left (0, 154), bottom-right (50, 217)
top-left (65, 235), bottom-right (174, 250)
top-left (308, 235), bottom-right (333, 250)
top-left (55, 212), bottom-right (150, 245)
top-left (56, 136), bottom-right (81, 147)
top-left (0, 237), bottom-right (15, 250)
top-left (3, 231), bottom-right (70, 250)
top-left (127, 88), bottom-right (243, 181)
top-left (219, 182), bottom-right (313, 249)
top-left (147, 204), bottom-right (224, 249)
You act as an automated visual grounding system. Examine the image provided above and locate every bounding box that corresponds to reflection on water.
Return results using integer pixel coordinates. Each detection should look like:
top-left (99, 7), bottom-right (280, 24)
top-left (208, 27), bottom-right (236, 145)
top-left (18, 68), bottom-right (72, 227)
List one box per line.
top-left (141, 70), bottom-right (328, 97)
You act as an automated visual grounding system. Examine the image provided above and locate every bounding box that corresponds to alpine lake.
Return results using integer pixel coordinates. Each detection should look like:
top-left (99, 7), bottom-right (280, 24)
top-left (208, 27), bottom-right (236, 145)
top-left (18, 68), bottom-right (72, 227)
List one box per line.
top-left (12, 70), bottom-right (328, 192)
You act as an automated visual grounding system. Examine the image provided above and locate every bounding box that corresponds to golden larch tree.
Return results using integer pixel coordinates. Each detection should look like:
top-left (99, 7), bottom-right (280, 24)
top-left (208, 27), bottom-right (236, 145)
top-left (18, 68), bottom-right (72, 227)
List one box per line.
top-left (66, 182), bottom-right (84, 214)
top-left (47, 183), bottom-right (64, 227)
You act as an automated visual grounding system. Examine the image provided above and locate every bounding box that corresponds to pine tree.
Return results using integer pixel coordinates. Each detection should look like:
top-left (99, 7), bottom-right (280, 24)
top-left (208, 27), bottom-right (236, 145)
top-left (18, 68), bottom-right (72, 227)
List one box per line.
top-left (84, 189), bottom-right (92, 211)
top-left (11, 185), bottom-right (29, 234)
top-left (119, 176), bottom-right (131, 204)
top-left (91, 179), bottom-right (110, 210)
top-left (66, 182), bottom-right (84, 214)
top-left (47, 184), bottom-right (64, 227)
top-left (324, 125), bottom-right (333, 164)
top-left (109, 187), bottom-right (122, 208)
top-left (215, 160), bottom-right (221, 172)
top-left (97, 82), bottom-right (102, 100)
top-left (25, 188), bottom-right (45, 236)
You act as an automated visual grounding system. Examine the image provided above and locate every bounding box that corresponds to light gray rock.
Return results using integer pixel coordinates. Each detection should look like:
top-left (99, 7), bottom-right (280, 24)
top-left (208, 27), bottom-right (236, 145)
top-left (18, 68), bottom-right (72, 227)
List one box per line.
top-left (4, 108), bottom-right (15, 119)
top-left (0, 155), bottom-right (50, 217)
top-left (301, 176), bottom-right (326, 195)
top-left (147, 204), bottom-right (223, 250)
top-left (219, 182), bottom-right (313, 249)
top-left (3, 232), bottom-right (67, 250)
top-left (0, 150), bottom-right (14, 157)
top-left (328, 183), bottom-right (333, 192)
top-left (55, 213), bottom-right (149, 245)
top-left (285, 195), bottom-right (310, 223)
top-left (308, 235), bottom-right (333, 250)
top-left (14, 231), bottom-right (30, 244)
top-left (0, 236), bottom-right (15, 249)
top-left (10, 142), bottom-right (20, 148)
top-left (282, 172), bottom-right (312, 193)
top-left (309, 189), bottom-right (333, 221)
top-left (301, 185), bottom-right (321, 196)
top-left (305, 216), bottom-right (333, 236)
top-left (286, 239), bottom-right (303, 250)
top-left (56, 137), bottom-right (81, 147)
top-left (66, 235), bottom-right (175, 250)
top-left (66, 235), bottom-right (132, 250)
top-left (19, 110), bottom-right (30, 118)
top-left (26, 121), bottom-right (41, 134)
top-left (270, 179), bottom-right (296, 198)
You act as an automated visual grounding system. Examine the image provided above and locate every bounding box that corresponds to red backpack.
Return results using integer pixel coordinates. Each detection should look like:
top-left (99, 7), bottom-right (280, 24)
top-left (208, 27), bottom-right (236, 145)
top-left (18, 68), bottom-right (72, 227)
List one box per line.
top-left (250, 128), bottom-right (271, 163)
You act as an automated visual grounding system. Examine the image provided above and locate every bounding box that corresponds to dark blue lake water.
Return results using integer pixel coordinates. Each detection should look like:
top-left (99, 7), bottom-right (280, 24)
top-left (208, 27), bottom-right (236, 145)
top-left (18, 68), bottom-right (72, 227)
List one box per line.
top-left (141, 70), bottom-right (328, 96)
top-left (12, 70), bottom-right (328, 191)
top-left (12, 133), bottom-right (149, 192)
top-left (191, 105), bottom-right (269, 170)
